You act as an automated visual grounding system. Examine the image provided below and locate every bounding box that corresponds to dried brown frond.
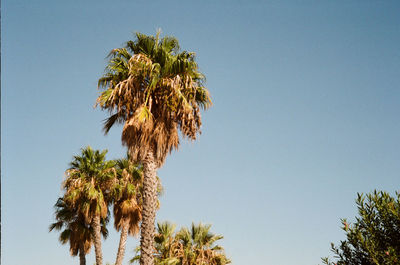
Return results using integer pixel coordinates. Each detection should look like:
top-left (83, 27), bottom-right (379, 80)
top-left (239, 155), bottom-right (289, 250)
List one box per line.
top-left (113, 196), bottom-right (142, 236)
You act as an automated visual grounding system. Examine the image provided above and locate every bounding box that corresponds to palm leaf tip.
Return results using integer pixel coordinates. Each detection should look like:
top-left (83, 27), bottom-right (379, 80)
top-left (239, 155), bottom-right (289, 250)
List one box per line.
top-left (49, 221), bottom-right (63, 232)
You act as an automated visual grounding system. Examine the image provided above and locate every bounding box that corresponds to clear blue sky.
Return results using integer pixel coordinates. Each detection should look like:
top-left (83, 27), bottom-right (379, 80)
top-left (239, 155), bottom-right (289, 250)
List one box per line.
top-left (2, 1), bottom-right (400, 264)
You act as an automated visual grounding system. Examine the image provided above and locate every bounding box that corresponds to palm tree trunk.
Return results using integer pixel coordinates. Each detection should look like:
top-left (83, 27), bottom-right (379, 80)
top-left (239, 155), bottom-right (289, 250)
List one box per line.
top-left (115, 219), bottom-right (129, 265)
top-left (139, 150), bottom-right (158, 265)
top-left (92, 215), bottom-right (103, 265)
top-left (79, 244), bottom-right (86, 265)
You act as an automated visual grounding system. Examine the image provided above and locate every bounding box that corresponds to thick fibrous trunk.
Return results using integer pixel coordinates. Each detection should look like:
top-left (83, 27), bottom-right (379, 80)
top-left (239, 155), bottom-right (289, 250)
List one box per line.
top-left (92, 215), bottom-right (103, 265)
top-left (79, 244), bottom-right (86, 265)
top-left (140, 150), bottom-right (158, 265)
top-left (115, 219), bottom-right (129, 265)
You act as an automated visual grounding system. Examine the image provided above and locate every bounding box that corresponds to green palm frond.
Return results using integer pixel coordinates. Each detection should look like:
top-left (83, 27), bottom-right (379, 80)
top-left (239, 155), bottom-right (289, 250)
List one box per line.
top-left (102, 112), bottom-right (127, 134)
top-left (59, 229), bottom-right (72, 244)
top-left (49, 220), bottom-right (64, 232)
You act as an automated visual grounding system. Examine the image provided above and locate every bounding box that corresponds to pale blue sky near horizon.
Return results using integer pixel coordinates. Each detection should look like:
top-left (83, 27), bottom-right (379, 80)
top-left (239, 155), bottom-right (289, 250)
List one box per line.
top-left (2, 1), bottom-right (400, 264)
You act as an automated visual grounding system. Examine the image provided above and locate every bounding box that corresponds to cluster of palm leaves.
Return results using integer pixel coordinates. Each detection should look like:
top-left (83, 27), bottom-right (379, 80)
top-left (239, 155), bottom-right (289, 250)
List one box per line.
top-left (50, 146), bottom-right (144, 265)
top-left (50, 146), bottom-right (230, 265)
top-left (131, 222), bottom-right (231, 265)
top-left (49, 197), bottom-right (109, 265)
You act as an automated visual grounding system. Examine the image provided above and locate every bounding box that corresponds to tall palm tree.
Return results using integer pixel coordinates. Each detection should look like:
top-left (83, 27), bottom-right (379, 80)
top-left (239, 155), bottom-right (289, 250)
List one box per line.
top-left (63, 146), bottom-right (116, 265)
top-left (113, 157), bottom-right (143, 265)
top-left (96, 31), bottom-right (212, 265)
top-left (49, 197), bottom-right (109, 265)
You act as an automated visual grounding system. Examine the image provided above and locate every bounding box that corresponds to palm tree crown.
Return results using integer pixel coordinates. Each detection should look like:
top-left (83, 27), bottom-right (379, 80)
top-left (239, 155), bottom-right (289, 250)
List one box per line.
top-left (131, 222), bottom-right (231, 265)
top-left (49, 197), bottom-right (109, 265)
top-left (175, 223), bottom-right (230, 265)
top-left (113, 157), bottom-right (143, 235)
top-left (96, 31), bottom-right (212, 165)
top-left (49, 197), bottom-right (93, 256)
top-left (63, 146), bottom-right (116, 223)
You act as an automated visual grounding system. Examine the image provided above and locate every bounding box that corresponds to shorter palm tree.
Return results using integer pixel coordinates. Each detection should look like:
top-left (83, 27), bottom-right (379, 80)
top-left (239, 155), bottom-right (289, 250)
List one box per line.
top-left (63, 146), bottom-right (116, 265)
top-left (175, 223), bottom-right (230, 265)
top-left (113, 157), bottom-right (143, 265)
top-left (49, 197), bottom-right (109, 265)
top-left (131, 222), bottom-right (231, 265)
top-left (153, 222), bottom-right (181, 265)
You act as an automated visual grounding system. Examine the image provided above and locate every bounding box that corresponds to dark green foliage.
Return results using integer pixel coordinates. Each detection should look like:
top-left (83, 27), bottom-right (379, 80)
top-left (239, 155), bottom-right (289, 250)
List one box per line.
top-left (49, 197), bottom-right (109, 256)
top-left (322, 191), bottom-right (400, 265)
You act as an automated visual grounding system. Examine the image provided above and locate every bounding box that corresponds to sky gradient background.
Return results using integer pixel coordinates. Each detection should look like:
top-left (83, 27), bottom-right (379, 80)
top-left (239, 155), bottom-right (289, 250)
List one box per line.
top-left (2, 1), bottom-right (400, 264)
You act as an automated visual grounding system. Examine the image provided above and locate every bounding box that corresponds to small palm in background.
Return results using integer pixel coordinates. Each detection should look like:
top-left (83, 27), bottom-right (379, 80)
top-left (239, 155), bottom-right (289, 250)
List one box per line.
top-left (113, 157), bottom-right (143, 265)
top-left (131, 221), bottom-right (231, 265)
top-left (49, 197), bottom-right (109, 265)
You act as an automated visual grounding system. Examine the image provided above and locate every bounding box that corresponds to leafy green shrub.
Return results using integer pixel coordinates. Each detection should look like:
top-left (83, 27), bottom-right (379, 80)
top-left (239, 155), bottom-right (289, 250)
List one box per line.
top-left (322, 191), bottom-right (400, 265)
